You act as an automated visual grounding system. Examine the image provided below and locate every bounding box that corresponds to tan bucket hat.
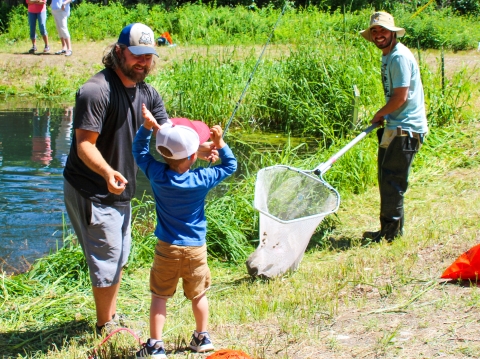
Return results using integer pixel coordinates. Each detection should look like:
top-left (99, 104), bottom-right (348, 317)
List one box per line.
top-left (360, 11), bottom-right (406, 42)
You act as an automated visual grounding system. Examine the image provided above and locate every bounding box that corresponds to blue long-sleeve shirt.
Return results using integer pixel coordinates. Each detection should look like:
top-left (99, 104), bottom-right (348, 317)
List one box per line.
top-left (132, 125), bottom-right (237, 246)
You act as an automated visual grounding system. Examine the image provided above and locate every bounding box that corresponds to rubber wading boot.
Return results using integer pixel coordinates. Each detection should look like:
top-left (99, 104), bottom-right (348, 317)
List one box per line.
top-left (364, 128), bottom-right (418, 243)
top-left (363, 144), bottom-right (387, 242)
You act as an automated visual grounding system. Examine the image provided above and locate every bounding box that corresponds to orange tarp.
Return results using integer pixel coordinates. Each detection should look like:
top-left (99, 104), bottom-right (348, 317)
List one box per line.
top-left (441, 243), bottom-right (480, 280)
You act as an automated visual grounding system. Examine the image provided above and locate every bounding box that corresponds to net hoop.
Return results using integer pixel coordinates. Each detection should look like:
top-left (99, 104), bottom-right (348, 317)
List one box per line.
top-left (253, 165), bottom-right (340, 224)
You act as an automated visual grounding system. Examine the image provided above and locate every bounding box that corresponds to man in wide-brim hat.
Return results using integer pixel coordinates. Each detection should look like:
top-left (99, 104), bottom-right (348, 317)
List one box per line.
top-left (360, 12), bottom-right (428, 243)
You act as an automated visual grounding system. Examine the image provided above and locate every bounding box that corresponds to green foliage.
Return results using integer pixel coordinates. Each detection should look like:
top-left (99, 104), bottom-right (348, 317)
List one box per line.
top-left (399, 8), bottom-right (480, 51)
top-left (1, 3), bottom-right (480, 51)
top-left (150, 49), bottom-right (258, 122)
top-left (250, 38), bottom-right (379, 136)
top-left (420, 56), bottom-right (479, 127)
top-left (34, 68), bottom-right (72, 98)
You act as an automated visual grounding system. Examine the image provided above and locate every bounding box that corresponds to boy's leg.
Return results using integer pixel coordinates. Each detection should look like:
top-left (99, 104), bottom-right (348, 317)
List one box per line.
top-left (192, 293), bottom-right (209, 333)
top-left (150, 295), bottom-right (167, 340)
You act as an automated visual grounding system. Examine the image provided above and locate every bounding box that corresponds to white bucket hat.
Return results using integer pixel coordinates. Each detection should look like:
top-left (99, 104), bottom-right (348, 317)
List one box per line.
top-left (360, 12), bottom-right (406, 42)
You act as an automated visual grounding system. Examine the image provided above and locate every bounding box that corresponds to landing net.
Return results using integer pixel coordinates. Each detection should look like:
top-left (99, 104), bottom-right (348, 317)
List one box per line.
top-left (246, 165), bottom-right (340, 278)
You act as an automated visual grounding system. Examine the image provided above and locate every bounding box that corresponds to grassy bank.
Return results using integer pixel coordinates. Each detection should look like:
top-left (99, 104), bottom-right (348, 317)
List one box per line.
top-left (1, 3), bottom-right (480, 358)
top-left (1, 120), bottom-right (479, 358)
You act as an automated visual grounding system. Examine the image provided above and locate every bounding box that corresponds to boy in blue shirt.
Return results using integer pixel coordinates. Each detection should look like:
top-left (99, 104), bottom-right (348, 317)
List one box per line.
top-left (133, 104), bottom-right (237, 358)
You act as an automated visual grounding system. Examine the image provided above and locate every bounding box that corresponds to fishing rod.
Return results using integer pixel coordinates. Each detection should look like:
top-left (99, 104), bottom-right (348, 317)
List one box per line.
top-left (222, 1), bottom-right (289, 137)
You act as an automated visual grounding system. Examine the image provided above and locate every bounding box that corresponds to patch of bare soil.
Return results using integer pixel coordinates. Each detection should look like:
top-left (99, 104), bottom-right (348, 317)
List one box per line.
top-left (0, 40), bottom-right (288, 96)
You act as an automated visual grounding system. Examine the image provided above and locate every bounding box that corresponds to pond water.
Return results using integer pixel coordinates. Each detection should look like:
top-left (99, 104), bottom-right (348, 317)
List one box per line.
top-left (0, 106), bottom-right (318, 274)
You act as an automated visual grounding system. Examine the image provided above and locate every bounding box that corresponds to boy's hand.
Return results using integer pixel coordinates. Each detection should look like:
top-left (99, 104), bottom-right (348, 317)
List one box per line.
top-left (142, 103), bottom-right (161, 131)
top-left (197, 142), bottom-right (219, 162)
top-left (210, 125), bottom-right (226, 149)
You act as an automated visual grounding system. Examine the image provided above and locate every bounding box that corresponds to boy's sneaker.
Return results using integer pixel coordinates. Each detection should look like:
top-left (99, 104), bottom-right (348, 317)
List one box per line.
top-left (189, 331), bottom-right (214, 353)
top-left (43, 46), bottom-right (50, 53)
top-left (28, 46), bottom-right (37, 54)
top-left (136, 340), bottom-right (167, 359)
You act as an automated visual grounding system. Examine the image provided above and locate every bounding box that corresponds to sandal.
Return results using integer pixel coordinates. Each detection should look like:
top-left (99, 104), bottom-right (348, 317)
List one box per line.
top-left (28, 46), bottom-right (37, 54)
top-left (55, 49), bottom-right (66, 55)
top-left (65, 50), bottom-right (72, 57)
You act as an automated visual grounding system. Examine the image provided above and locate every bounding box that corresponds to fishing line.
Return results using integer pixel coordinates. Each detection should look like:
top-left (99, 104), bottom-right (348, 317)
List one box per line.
top-left (222, 1), bottom-right (289, 136)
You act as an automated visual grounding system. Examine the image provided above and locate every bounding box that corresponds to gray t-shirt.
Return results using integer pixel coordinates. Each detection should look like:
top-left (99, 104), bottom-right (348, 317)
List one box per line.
top-left (381, 42), bottom-right (428, 134)
top-left (64, 68), bottom-right (169, 205)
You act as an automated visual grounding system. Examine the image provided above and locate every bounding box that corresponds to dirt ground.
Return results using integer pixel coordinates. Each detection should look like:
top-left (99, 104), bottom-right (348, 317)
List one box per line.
top-left (4, 40), bottom-right (480, 69)
top-left (1, 40), bottom-right (480, 97)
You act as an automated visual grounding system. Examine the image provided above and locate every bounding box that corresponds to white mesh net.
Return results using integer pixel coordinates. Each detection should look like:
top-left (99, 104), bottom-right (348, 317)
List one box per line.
top-left (246, 165), bottom-right (340, 278)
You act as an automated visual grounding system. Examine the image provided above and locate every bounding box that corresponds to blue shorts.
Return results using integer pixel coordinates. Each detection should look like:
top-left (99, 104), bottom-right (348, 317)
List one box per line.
top-left (63, 179), bottom-right (132, 287)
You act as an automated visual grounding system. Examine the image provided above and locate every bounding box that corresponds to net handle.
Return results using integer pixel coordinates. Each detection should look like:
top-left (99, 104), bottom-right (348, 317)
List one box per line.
top-left (313, 123), bottom-right (379, 176)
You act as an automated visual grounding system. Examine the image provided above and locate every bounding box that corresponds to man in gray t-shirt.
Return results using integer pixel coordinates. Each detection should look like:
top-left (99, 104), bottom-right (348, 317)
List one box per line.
top-left (63, 23), bottom-right (216, 334)
top-left (359, 12), bottom-right (428, 242)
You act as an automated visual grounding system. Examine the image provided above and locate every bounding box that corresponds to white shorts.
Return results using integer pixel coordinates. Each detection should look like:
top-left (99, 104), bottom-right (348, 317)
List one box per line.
top-left (51, 9), bottom-right (70, 39)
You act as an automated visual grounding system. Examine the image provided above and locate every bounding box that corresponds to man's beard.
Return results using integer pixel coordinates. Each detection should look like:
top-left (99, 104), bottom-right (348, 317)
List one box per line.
top-left (375, 35), bottom-right (394, 50)
top-left (118, 53), bottom-right (151, 83)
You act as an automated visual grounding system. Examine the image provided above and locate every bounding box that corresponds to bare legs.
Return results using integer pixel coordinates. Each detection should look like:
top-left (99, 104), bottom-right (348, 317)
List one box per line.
top-left (149, 293), bottom-right (209, 340)
top-left (93, 271), bottom-right (122, 327)
top-left (150, 296), bottom-right (167, 340)
top-left (59, 37), bottom-right (72, 52)
top-left (192, 293), bottom-right (208, 333)
top-left (42, 34), bottom-right (49, 49)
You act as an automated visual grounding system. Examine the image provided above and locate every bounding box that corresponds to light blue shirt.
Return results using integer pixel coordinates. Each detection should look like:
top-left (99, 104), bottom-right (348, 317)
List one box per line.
top-left (50, 0), bottom-right (71, 16)
top-left (132, 126), bottom-right (237, 246)
top-left (381, 42), bottom-right (428, 134)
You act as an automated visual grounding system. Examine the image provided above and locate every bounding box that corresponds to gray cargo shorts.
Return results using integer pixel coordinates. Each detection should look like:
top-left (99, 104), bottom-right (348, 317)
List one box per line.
top-left (63, 179), bottom-right (132, 287)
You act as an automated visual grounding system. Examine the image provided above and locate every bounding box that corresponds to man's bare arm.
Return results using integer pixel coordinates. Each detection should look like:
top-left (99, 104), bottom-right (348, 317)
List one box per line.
top-left (76, 129), bottom-right (128, 195)
top-left (372, 87), bottom-right (409, 124)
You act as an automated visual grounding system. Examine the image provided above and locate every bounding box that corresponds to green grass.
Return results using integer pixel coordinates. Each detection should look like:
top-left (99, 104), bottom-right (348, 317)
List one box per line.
top-left (1, 3), bottom-right (480, 358)
top-left (1, 120), bottom-right (479, 358)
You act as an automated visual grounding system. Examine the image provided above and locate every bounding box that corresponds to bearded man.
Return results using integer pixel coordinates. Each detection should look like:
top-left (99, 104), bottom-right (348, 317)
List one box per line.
top-left (63, 23), bottom-right (216, 334)
top-left (360, 12), bottom-right (428, 242)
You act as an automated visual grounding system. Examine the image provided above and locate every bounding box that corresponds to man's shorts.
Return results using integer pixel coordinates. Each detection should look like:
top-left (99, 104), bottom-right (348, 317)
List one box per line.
top-left (150, 241), bottom-right (211, 301)
top-left (63, 179), bottom-right (132, 287)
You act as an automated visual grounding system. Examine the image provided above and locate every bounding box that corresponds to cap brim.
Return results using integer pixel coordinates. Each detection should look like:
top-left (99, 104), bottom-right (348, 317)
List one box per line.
top-left (128, 45), bottom-right (159, 57)
top-left (170, 118), bottom-right (211, 143)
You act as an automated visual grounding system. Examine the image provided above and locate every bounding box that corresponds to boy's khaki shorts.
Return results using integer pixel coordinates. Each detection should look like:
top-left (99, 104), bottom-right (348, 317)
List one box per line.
top-left (150, 241), bottom-right (211, 300)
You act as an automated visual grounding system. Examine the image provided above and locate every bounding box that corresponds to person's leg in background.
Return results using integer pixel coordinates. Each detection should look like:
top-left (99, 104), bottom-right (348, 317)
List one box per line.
top-left (52, 9), bottom-right (66, 53)
top-left (37, 10), bottom-right (49, 52)
top-left (28, 11), bottom-right (37, 53)
top-left (61, 11), bottom-right (72, 56)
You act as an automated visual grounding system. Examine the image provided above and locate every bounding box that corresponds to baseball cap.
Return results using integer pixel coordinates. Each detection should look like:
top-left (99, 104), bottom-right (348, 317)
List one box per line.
top-left (156, 118), bottom-right (211, 160)
top-left (118, 23), bottom-right (159, 57)
top-left (360, 12), bottom-right (405, 42)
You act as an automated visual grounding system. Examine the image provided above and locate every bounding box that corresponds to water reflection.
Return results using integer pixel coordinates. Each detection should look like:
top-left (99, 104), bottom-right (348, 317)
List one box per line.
top-left (0, 107), bottom-right (319, 274)
top-left (0, 107), bottom-right (73, 273)
top-left (31, 108), bottom-right (53, 165)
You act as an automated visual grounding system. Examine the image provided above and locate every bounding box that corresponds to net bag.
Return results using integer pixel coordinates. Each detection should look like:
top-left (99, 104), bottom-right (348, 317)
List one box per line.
top-left (246, 165), bottom-right (339, 278)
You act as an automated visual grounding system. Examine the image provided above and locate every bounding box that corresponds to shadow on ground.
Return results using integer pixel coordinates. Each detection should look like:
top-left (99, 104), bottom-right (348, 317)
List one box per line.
top-left (0, 319), bottom-right (91, 357)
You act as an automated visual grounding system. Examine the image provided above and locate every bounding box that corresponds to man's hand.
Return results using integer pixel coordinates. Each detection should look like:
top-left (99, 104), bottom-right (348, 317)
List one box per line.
top-left (197, 141), bottom-right (219, 162)
top-left (106, 171), bottom-right (128, 195)
top-left (371, 112), bottom-right (385, 126)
